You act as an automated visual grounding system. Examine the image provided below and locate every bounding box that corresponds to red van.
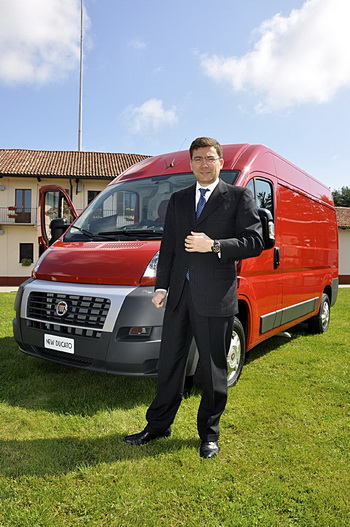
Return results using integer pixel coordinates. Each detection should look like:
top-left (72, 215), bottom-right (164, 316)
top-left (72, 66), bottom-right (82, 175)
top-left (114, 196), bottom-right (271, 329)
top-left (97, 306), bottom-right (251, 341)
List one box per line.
top-left (13, 144), bottom-right (339, 387)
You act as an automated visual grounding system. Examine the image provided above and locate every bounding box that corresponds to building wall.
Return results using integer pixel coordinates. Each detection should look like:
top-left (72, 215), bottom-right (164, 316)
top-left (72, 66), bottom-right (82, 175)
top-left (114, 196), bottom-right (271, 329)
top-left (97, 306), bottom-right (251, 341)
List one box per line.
top-left (338, 228), bottom-right (350, 284)
top-left (0, 176), bottom-right (109, 285)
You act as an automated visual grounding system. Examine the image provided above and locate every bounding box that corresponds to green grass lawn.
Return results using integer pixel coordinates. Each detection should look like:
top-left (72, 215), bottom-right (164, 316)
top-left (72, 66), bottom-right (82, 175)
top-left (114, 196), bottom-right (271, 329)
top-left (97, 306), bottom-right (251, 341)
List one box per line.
top-left (0, 289), bottom-right (349, 526)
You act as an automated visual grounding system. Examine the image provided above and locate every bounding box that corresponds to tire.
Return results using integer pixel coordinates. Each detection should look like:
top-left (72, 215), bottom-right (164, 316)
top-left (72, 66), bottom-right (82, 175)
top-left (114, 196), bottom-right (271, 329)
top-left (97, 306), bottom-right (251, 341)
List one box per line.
top-left (193, 317), bottom-right (246, 389)
top-left (227, 317), bottom-right (246, 387)
top-left (308, 293), bottom-right (330, 334)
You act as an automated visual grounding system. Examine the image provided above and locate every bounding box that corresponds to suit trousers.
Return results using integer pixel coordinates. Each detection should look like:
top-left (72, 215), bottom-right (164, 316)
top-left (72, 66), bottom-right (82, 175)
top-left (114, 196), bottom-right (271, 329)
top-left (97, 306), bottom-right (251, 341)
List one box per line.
top-left (145, 281), bottom-right (234, 441)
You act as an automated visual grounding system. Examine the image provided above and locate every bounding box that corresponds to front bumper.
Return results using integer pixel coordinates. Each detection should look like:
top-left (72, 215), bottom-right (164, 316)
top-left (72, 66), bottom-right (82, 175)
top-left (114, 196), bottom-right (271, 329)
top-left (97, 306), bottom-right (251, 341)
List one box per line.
top-left (13, 280), bottom-right (165, 376)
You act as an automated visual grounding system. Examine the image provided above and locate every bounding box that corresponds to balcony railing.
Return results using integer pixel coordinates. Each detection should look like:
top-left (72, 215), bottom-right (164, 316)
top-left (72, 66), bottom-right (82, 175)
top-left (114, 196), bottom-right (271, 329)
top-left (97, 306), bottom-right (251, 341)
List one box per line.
top-left (0, 207), bottom-right (38, 225)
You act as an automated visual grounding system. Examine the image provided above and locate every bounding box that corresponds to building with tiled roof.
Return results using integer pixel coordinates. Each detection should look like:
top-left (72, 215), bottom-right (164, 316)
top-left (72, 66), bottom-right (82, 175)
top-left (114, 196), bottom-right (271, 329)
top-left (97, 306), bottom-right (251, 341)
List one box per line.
top-left (0, 149), bottom-right (150, 285)
top-left (336, 206), bottom-right (350, 228)
top-left (336, 207), bottom-right (350, 284)
top-left (0, 149), bottom-right (149, 179)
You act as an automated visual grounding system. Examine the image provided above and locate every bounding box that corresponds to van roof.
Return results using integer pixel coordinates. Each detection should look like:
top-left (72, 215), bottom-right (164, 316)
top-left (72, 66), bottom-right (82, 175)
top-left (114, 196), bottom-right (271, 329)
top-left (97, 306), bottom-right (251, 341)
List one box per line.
top-left (116, 144), bottom-right (251, 181)
top-left (114, 143), bottom-right (333, 207)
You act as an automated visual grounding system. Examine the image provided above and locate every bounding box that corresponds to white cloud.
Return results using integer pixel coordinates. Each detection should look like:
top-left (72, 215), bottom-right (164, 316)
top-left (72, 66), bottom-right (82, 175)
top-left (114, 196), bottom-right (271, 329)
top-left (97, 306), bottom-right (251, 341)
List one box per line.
top-left (125, 98), bottom-right (178, 134)
top-left (0, 0), bottom-right (88, 84)
top-left (200, 0), bottom-right (350, 112)
top-left (128, 39), bottom-right (147, 50)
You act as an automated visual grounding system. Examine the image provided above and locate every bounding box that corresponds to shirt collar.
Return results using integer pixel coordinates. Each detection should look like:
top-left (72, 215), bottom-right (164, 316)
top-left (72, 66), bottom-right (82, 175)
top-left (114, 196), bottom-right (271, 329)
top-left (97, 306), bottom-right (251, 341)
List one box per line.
top-left (196, 178), bottom-right (220, 195)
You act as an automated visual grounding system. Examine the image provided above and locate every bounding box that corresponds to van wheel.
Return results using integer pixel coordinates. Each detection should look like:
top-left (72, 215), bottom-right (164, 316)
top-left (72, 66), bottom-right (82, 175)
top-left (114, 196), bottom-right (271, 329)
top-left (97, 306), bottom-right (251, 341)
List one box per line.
top-left (227, 317), bottom-right (246, 387)
top-left (193, 317), bottom-right (246, 389)
top-left (308, 293), bottom-right (330, 334)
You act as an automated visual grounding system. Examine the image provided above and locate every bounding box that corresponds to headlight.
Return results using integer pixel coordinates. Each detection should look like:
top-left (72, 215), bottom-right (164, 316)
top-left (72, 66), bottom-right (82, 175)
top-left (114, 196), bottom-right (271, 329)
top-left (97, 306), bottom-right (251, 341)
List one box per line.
top-left (140, 251), bottom-right (159, 285)
top-left (33, 248), bottom-right (52, 275)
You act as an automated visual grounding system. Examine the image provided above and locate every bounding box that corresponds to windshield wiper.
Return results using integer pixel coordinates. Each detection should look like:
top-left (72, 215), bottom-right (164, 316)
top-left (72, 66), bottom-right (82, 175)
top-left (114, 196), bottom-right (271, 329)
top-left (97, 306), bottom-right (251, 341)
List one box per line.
top-left (69, 226), bottom-right (163, 240)
top-left (70, 225), bottom-right (117, 240)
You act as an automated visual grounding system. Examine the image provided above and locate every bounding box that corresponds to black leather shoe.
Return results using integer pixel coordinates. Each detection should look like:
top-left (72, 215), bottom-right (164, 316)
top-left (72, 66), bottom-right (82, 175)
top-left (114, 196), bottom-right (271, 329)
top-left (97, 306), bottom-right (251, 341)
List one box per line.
top-left (123, 428), bottom-right (171, 445)
top-left (200, 441), bottom-right (219, 458)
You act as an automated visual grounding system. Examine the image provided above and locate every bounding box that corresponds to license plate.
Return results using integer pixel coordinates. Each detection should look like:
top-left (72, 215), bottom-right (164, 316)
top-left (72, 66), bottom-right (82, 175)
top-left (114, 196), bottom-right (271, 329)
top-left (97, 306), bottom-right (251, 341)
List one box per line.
top-left (44, 334), bottom-right (74, 354)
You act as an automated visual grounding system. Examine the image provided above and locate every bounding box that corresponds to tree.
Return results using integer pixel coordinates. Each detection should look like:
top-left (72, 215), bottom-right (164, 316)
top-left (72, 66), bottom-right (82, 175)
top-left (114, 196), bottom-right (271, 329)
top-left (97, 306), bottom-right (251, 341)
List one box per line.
top-left (332, 186), bottom-right (350, 207)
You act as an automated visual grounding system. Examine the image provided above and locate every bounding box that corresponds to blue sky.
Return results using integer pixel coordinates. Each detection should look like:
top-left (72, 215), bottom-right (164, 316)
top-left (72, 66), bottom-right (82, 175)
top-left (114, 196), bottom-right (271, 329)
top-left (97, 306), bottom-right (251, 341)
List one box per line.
top-left (0, 0), bottom-right (349, 190)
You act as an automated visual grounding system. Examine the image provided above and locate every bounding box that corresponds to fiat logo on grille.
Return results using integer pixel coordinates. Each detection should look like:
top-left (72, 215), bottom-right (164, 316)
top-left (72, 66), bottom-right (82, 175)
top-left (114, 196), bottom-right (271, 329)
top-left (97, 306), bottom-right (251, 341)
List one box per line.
top-left (55, 300), bottom-right (68, 317)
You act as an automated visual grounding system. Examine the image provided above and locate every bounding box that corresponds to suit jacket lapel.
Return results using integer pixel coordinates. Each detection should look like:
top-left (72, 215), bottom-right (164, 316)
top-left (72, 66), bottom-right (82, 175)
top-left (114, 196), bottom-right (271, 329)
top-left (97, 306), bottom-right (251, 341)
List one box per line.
top-left (182, 184), bottom-right (196, 226)
top-left (195, 179), bottom-right (228, 227)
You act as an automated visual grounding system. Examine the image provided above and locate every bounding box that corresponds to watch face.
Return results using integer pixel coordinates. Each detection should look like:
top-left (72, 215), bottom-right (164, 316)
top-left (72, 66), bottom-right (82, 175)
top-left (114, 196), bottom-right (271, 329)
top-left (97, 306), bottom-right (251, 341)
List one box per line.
top-left (212, 241), bottom-right (220, 253)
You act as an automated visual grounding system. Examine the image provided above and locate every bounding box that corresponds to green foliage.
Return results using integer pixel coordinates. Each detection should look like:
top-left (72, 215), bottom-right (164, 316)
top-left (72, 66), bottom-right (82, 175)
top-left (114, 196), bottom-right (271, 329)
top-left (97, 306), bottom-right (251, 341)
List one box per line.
top-left (20, 258), bottom-right (33, 267)
top-left (0, 290), bottom-right (349, 526)
top-left (332, 186), bottom-right (350, 206)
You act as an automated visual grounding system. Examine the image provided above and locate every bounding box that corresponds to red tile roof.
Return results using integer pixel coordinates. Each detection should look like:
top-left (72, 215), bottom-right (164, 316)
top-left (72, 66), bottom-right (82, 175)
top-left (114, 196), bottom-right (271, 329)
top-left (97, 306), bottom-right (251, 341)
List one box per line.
top-left (336, 207), bottom-right (350, 228)
top-left (0, 149), bottom-right (150, 179)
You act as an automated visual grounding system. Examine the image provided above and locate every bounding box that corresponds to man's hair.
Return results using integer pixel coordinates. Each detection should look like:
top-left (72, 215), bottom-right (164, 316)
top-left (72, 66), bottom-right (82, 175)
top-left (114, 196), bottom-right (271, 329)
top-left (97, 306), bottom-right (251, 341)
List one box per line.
top-left (189, 137), bottom-right (223, 159)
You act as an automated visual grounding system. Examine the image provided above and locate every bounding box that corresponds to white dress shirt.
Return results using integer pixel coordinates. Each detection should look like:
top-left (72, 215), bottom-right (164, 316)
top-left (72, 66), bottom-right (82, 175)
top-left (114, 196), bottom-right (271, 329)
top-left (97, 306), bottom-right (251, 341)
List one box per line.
top-left (195, 179), bottom-right (220, 211)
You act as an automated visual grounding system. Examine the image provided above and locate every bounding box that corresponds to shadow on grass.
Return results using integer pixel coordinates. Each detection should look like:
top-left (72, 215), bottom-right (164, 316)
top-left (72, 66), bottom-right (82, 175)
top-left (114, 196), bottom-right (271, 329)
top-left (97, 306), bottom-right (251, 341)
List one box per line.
top-left (1, 322), bottom-right (310, 415)
top-left (244, 323), bottom-right (309, 365)
top-left (0, 336), bottom-right (157, 415)
top-left (0, 435), bottom-right (200, 477)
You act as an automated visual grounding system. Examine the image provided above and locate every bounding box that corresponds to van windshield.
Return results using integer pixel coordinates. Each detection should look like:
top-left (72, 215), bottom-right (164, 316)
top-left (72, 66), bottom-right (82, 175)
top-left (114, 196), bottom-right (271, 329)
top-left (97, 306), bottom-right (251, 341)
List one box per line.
top-left (64, 170), bottom-right (239, 241)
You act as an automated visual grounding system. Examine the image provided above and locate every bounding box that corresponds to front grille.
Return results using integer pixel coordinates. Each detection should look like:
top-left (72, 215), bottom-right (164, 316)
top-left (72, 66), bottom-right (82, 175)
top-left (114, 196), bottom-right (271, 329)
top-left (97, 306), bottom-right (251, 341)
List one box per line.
top-left (27, 292), bottom-right (111, 330)
top-left (26, 320), bottom-right (102, 339)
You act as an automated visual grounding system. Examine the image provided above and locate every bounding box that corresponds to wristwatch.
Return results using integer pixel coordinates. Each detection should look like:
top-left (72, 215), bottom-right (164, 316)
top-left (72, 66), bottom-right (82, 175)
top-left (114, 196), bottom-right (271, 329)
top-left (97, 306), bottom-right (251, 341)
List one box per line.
top-left (211, 240), bottom-right (221, 253)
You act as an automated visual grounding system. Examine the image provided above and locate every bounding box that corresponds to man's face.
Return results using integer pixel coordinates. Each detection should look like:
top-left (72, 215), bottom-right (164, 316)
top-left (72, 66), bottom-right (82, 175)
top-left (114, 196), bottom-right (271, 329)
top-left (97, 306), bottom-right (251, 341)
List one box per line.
top-left (190, 146), bottom-right (224, 187)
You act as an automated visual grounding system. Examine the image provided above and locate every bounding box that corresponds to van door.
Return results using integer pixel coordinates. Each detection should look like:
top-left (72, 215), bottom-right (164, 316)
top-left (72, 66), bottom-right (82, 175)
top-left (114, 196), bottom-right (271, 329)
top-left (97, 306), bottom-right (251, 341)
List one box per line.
top-left (38, 185), bottom-right (77, 253)
top-left (242, 175), bottom-right (283, 342)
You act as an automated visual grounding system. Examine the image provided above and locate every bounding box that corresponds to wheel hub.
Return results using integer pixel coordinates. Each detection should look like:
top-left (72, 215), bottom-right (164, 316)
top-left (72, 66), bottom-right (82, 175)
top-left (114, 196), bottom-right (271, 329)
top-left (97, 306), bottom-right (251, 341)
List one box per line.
top-left (321, 301), bottom-right (330, 331)
top-left (227, 331), bottom-right (241, 382)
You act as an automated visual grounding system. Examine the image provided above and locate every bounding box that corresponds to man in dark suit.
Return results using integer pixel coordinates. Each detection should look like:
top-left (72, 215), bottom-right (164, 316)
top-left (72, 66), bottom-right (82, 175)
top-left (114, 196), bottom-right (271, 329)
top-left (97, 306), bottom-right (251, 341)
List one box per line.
top-left (124, 137), bottom-right (264, 458)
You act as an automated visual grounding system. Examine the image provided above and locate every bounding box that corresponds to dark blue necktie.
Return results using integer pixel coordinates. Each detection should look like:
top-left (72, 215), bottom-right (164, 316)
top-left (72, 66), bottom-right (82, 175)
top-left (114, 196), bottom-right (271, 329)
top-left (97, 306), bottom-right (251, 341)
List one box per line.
top-left (196, 187), bottom-right (209, 218)
top-left (186, 188), bottom-right (209, 280)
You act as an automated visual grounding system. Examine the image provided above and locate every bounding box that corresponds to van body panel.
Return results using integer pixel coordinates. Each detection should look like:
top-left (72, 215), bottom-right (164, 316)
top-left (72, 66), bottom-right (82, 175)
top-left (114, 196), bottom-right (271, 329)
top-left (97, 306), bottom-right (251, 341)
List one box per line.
top-left (14, 143), bottom-right (339, 381)
top-left (236, 150), bottom-right (277, 183)
top-left (34, 239), bottom-right (161, 285)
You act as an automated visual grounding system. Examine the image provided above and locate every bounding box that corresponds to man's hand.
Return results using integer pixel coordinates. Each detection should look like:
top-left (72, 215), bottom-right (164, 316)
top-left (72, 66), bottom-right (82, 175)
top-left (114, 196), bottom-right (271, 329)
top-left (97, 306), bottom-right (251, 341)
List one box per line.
top-left (185, 232), bottom-right (213, 253)
top-left (152, 290), bottom-right (167, 308)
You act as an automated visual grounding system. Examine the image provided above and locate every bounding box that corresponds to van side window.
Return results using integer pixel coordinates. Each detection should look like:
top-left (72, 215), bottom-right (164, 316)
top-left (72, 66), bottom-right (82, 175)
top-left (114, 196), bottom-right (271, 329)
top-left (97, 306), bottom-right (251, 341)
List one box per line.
top-left (247, 179), bottom-right (255, 196)
top-left (249, 178), bottom-right (274, 218)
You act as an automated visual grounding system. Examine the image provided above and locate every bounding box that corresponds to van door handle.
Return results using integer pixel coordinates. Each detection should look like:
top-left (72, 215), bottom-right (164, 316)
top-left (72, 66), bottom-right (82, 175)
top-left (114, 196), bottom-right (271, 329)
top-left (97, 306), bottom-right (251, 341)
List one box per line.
top-left (274, 247), bottom-right (280, 269)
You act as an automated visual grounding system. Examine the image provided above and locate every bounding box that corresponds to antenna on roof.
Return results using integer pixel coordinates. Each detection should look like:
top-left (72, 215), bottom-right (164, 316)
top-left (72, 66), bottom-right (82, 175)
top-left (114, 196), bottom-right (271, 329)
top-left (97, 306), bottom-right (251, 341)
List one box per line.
top-left (77, 0), bottom-right (84, 151)
top-left (169, 137), bottom-right (187, 167)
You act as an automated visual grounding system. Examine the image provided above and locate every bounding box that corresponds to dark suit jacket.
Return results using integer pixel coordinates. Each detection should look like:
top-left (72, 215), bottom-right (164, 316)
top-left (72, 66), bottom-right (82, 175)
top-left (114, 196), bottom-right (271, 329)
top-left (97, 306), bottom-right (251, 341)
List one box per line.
top-left (155, 179), bottom-right (264, 316)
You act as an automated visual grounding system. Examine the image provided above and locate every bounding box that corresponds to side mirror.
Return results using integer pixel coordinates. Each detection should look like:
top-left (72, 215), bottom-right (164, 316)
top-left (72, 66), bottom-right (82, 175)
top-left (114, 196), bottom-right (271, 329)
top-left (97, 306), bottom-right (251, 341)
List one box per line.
top-left (258, 208), bottom-right (275, 250)
top-left (49, 217), bottom-right (69, 245)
